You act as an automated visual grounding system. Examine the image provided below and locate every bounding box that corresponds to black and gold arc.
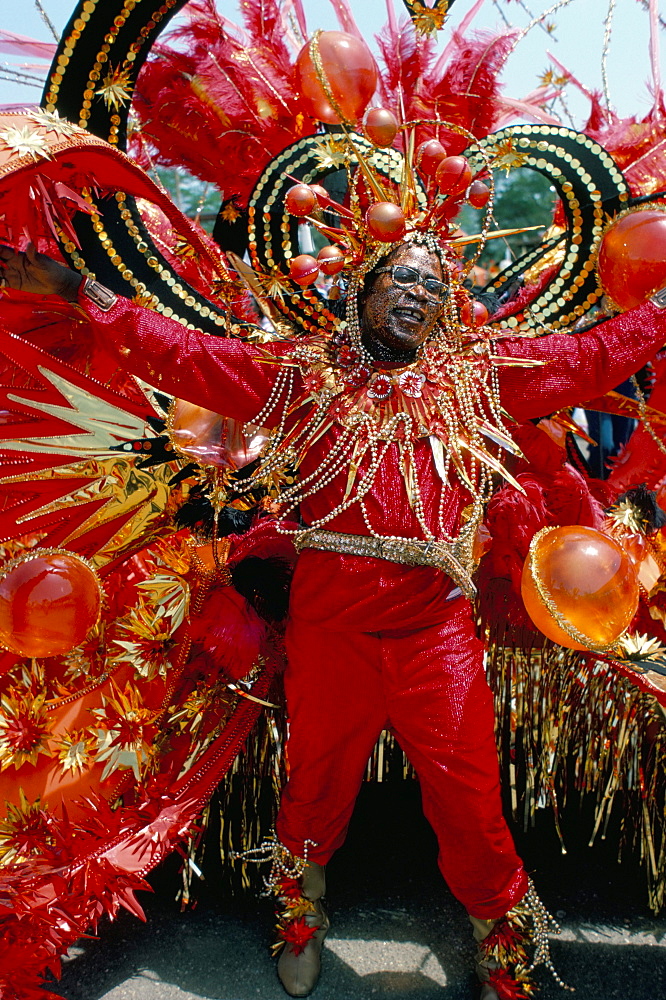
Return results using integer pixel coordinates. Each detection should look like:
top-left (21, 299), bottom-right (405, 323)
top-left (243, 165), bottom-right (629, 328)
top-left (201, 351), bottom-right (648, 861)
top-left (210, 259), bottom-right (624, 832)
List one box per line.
top-left (43, 0), bottom-right (632, 337)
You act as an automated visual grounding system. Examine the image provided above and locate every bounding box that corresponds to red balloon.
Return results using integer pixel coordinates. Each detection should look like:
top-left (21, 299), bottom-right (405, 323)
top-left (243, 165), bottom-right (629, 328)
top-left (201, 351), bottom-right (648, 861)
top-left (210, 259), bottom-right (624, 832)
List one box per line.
top-left (415, 139), bottom-right (447, 177)
top-left (363, 107), bottom-right (399, 147)
top-left (295, 31), bottom-right (378, 124)
top-left (285, 184), bottom-right (316, 217)
top-left (289, 253), bottom-right (320, 285)
top-left (467, 179), bottom-right (490, 208)
top-left (309, 183), bottom-right (329, 202)
top-left (597, 209), bottom-right (666, 310)
top-left (436, 155), bottom-right (473, 196)
top-left (460, 299), bottom-right (489, 326)
top-left (317, 245), bottom-right (346, 274)
top-left (0, 550), bottom-right (102, 658)
top-left (365, 202), bottom-right (406, 243)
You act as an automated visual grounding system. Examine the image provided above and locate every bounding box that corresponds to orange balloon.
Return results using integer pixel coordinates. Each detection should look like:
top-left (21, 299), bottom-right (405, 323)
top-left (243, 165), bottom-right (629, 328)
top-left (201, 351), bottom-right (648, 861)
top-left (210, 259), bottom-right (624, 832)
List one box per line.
top-left (365, 202), bottom-right (406, 242)
top-left (169, 400), bottom-right (270, 469)
top-left (460, 299), bottom-right (489, 327)
top-left (289, 253), bottom-right (320, 285)
top-left (0, 550), bottom-right (102, 658)
top-left (521, 525), bottom-right (639, 650)
top-left (416, 139), bottom-right (447, 177)
top-left (295, 30), bottom-right (378, 124)
top-left (317, 245), bottom-right (346, 275)
top-left (285, 183), bottom-right (317, 217)
top-left (363, 107), bottom-right (399, 147)
top-left (597, 209), bottom-right (666, 310)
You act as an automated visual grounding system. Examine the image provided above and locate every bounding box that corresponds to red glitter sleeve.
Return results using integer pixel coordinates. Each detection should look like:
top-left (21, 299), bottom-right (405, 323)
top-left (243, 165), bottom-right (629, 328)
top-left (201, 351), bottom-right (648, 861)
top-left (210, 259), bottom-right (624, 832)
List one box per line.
top-left (496, 300), bottom-right (666, 422)
top-left (80, 292), bottom-right (298, 424)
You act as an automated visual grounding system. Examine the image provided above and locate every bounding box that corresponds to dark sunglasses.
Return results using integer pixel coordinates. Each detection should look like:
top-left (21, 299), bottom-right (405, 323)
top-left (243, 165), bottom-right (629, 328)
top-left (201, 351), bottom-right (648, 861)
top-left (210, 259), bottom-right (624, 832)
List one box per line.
top-left (375, 265), bottom-right (449, 301)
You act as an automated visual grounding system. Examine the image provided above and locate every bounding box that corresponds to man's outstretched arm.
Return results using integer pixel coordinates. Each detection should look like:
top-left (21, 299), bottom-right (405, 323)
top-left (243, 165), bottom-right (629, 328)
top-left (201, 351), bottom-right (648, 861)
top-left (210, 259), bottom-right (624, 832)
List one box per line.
top-left (496, 295), bottom-right (666, 423)
top-left (0, 245), bottom-right (293, 424)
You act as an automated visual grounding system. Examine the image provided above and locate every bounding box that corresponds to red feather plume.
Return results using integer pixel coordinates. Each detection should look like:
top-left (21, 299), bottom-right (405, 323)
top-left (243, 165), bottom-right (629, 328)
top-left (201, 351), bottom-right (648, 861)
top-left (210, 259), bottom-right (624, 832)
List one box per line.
top-left (417, 28), bottom-right (520, 142)
top-left (188, 585), bottom-right (267, 681)
top-left (132, 0), bottom-right (316, 207)
top-left (375, 13), bottom-right (435, 115)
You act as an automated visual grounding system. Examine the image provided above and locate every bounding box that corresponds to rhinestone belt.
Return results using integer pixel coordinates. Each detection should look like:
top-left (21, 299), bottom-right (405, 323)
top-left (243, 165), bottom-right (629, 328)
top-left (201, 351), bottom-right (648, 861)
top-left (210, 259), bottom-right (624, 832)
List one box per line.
top-left (293, 527), bottom-right (477, 599)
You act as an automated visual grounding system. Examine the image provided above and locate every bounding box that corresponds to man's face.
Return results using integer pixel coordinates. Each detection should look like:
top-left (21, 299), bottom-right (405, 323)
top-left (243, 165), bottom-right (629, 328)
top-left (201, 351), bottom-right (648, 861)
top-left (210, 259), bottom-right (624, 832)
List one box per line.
top-left (359, 244), bottom-right (446, 356)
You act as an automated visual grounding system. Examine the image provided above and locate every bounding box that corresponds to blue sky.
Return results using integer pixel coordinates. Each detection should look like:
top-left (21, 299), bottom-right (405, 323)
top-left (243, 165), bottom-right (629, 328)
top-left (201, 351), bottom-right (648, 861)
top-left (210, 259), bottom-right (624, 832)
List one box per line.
top-left (0, 0), bottom-right (662, 126)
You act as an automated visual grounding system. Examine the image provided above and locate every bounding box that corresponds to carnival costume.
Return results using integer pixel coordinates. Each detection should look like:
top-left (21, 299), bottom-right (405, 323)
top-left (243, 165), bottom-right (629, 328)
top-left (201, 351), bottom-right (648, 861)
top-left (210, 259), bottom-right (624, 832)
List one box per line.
top-left (73, 264), bottom-right (666, 996)
top-left (3, 2), bottom-right (666, 999)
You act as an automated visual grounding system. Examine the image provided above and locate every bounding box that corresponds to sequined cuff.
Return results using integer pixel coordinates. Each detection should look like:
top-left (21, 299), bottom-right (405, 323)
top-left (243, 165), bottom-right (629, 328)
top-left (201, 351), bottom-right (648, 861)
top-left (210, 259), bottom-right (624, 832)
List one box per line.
top-left (81, 276), bottom-right (118, 312)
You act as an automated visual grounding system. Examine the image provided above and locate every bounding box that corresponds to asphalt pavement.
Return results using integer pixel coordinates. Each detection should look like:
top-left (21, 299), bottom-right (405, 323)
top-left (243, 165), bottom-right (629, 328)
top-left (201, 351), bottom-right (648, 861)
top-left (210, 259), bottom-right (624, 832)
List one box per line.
top-left (51, 781), bottom-right (666, 1000)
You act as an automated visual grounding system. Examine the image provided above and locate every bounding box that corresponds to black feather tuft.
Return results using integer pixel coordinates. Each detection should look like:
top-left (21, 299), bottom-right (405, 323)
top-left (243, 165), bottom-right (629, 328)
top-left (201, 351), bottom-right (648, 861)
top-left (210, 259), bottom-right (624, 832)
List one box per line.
top-left (231, 556), bottom-right (292, 623)
top-left (174, 487), bottom-right (256, 537)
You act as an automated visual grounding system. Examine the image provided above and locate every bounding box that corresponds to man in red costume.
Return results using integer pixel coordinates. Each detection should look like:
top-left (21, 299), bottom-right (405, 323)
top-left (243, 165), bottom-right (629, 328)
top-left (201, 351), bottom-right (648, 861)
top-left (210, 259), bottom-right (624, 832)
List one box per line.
top-left (2, 241), bottom-right (666, 999)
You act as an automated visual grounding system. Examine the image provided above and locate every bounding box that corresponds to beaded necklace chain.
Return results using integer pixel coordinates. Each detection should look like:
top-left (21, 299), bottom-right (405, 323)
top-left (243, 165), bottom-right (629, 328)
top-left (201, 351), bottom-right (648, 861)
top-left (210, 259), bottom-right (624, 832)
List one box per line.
top-left (229, 311), bottom-right (524, 553)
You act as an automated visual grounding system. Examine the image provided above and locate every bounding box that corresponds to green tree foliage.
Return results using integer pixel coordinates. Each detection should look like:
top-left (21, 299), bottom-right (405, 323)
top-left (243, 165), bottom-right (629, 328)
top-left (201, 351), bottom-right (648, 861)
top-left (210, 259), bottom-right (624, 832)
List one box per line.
top-left (147, 166), bottom-right (221, 233)
top-left (460, 169), bottom-right (557, 270)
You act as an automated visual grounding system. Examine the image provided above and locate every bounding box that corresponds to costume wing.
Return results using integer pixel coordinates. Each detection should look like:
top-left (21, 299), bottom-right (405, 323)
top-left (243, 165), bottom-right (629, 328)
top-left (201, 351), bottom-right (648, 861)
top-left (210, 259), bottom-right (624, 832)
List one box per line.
top-left (0, 130), bottom-right (286, 999)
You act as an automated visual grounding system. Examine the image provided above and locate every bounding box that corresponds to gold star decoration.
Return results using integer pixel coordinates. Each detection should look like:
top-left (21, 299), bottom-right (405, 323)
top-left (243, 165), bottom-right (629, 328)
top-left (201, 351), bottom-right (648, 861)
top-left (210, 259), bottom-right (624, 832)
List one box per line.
top-left (0, 124), bottom-right (52, 162)
top-left (96, 64), bottom-right (134, 112)
top-left (221, 201), bottom-right (242, 224)
top-left (0, 689), bottom-right (51, 771)
top-left (259, 270), bottom-right (292, 302)
top-left (208, 271), bottom-right (248, 301)
top-left (167, 680), bottom-right (231, 737)
top-left (488, 139), bottom-right (531, 174)
top-left (617, 631), bottom-right (666, 662)
top-left (108, 602), bottom-right (175, 681)
top-left (313, 136), bottom-right (349, 172)
top-left (92, 682), bottom-right (161, 780)
top-left (137, 572), bottom-right (190, 630)
top-left (62, 625), bottom-right (106, 683)
top-left (149, 534), bottom-right (193, 576)
top-left (538, 68), bottom-right (570, 88)
top-left (205, 470), bottom-right (233, 511)
top-left (606, 499), bottom-right (646, 534)
top-left (402, 0), bottom-right (449, 34)
top-left (0, 790), bottom-right (51, 864)
top-left (26, 109), bottom-right (84, 138)
top-left (54, 728), bottom-right (99, 775)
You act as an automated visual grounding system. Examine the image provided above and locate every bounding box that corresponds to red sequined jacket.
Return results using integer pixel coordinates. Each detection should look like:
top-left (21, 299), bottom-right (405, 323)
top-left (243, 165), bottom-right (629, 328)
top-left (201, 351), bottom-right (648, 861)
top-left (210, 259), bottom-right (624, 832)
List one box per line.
top-left (84, 294), bottom-right (666, 630)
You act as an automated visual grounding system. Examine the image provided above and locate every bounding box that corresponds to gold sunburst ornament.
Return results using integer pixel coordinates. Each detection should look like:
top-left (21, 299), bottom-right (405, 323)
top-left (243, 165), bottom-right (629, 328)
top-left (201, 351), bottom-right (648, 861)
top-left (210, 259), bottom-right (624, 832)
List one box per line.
top-left (54, 729), bottom-right (99, 775)
top-left (96, 64), bottom-right (135, 112)
top-left (26, 109), bottom-right (84, 139)
top-left (0, 690), bottom-right (51, 772)
top-left (0, 124), bottom-right (52, 162)
top-left (616, 632), bottom-right (666, 663)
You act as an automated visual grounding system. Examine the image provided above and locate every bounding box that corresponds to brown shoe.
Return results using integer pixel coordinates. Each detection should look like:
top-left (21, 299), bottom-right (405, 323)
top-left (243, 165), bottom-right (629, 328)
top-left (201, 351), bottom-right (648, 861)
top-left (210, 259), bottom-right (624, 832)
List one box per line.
top-left (274, 861), bottom-right (328, 998)
top-left (277, 897), bottom-right (330, 997)
top-left (470, 915), bottom-right (502, 999)
top-left (469, 878), bottom-right (572, 999)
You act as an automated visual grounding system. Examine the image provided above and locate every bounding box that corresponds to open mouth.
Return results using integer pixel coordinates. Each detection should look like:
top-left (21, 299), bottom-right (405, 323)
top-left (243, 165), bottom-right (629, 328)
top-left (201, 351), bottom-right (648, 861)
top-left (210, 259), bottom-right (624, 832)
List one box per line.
top-left (392, 306), bottom-right (425, 325)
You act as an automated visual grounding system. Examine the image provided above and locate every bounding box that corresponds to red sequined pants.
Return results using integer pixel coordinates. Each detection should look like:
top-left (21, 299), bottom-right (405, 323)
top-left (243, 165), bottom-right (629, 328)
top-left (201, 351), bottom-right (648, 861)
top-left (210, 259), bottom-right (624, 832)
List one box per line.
top-left (275, 594), bottom-right (528, 919)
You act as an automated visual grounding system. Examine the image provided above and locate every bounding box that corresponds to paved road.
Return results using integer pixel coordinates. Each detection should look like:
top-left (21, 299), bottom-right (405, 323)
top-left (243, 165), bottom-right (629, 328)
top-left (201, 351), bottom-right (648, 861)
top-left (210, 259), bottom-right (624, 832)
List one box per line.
top-left (52, 782), bottom-right (666, 1000)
